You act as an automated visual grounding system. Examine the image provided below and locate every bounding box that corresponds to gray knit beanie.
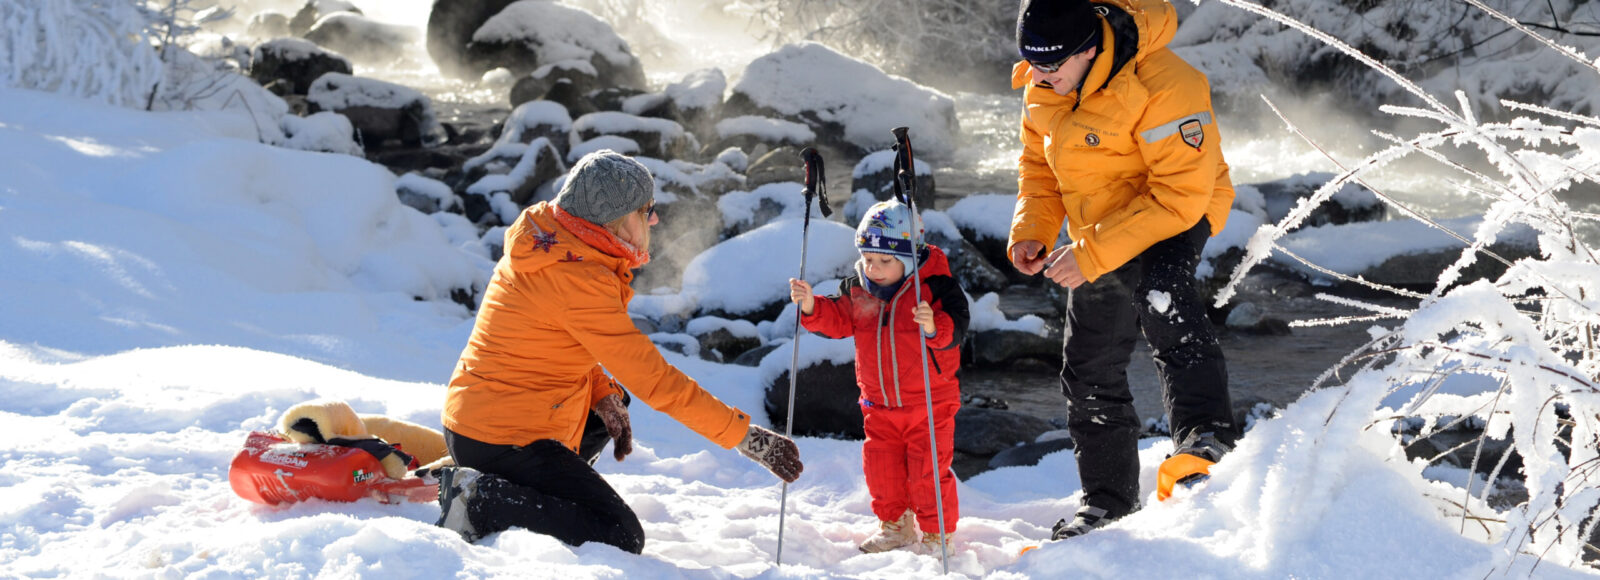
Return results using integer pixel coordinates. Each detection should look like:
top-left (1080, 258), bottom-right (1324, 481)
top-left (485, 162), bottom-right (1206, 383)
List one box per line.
top-left (554, 149), bottom-right (655, 225)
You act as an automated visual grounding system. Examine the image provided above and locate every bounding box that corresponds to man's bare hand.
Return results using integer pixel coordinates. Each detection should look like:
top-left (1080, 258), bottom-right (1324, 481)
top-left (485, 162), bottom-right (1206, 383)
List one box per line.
top-left (1043, 246), bottom-right (1087, 289)
top-left (1011, 240), bottom-right (1047, 275)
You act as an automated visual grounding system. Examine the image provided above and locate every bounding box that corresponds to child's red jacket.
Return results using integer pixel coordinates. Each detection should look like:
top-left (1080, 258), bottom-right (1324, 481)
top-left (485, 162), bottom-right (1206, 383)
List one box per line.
top-left (800, 245), bottom-right (969, 407)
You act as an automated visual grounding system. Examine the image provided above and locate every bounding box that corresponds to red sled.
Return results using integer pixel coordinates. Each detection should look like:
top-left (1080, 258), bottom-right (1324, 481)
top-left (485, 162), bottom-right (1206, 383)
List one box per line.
top-left (228, 431), bottom-right (437, 505)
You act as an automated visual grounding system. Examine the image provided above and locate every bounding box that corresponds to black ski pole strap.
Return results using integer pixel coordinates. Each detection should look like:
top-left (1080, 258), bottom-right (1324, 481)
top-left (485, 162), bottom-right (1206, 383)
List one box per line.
top-left (800, 147), bottom-right (832, 218)
top-left (891, 127), bottom-right (916, 210)
top-left (890, 143), bottom-right (908, 205)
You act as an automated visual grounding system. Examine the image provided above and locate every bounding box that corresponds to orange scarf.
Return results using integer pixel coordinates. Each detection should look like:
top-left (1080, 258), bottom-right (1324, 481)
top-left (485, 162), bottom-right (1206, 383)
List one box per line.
top-left (553, 206), bottom-right (651, 269)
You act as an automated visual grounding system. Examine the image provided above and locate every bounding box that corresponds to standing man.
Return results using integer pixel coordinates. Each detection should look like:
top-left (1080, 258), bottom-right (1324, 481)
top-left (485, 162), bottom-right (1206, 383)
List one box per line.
top-left (1008, 0), bottom-right (1240, 540)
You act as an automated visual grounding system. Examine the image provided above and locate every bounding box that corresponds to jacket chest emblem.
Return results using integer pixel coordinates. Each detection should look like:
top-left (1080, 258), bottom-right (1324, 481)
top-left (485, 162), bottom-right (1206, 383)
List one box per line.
top-left (531, 232), bottom-right (559, 253)
top-left (1085, 133), bottom-right (1100, 147)
top-left (558, 250), bottom-right (584, 263)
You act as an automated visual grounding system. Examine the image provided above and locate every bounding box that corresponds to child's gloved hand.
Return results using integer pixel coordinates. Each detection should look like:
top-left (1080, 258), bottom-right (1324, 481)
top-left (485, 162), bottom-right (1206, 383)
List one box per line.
top-left (913, 301), bottom-right (935, 336)
top-left (789, 278), bottom-right (815, 315)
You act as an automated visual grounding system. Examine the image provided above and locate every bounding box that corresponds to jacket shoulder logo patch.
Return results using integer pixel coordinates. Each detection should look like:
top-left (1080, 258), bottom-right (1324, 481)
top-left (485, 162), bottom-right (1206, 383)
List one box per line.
top-left (1180, 119), bottom-right (1204, 149)
top-left (1085, 133), bottom-right (1100, 147)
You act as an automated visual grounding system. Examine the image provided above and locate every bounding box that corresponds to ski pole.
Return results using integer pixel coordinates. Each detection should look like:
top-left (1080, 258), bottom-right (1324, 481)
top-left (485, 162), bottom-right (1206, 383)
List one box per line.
top-left (776, 147), bottom-right (830, 566)
top-left (891, 127), bottom-right (949, 574)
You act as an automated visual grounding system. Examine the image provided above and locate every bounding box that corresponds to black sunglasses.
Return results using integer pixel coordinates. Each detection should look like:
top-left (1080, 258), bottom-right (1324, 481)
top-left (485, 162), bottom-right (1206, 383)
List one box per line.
top-left (1028, 55), bottom-right (1070, 74)
top-left (641, 201), bottom-right (656, 219)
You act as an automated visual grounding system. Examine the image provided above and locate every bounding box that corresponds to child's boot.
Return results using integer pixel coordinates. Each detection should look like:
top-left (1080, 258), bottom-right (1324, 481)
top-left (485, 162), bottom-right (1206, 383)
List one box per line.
top-left (917, 530), bottom-right (951, 556)
top-left (858, 509), bottom-right (918, 553)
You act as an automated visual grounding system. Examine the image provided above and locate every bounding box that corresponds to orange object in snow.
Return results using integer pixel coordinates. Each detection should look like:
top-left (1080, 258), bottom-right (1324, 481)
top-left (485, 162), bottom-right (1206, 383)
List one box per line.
top-left (1156, 452), bottom-right (1215, 501)
top-left (228, 431), bottom-right (436, 505)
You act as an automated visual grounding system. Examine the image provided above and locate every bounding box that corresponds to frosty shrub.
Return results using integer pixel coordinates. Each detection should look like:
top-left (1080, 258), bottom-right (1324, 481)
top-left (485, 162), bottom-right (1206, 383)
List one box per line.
top-left (1213, 0), bottom-right (1600, 571)
top-left (0, 0), bottom-right (163, 108)
top-left (1175, 0), bottom-right (1600, 117)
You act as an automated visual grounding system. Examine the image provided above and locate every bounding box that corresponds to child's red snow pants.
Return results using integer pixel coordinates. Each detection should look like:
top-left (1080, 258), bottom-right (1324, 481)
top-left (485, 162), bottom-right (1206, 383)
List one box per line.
top-left (861, 398), bottom-right (960, 534)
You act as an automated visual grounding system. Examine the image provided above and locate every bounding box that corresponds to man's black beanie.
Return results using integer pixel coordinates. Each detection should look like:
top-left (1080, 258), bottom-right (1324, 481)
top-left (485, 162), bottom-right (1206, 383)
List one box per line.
top-left (1017, 0), bottom-right (1102, 64)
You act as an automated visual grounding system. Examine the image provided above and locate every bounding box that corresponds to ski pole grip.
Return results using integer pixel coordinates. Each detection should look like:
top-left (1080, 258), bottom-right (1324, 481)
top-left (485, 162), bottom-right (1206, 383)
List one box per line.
top-left (799, 147), bottom-right (831, 217)
top-left (800, 147), bottom-right (820, 197)
top-left (890, 127), bottom-right (915, 208)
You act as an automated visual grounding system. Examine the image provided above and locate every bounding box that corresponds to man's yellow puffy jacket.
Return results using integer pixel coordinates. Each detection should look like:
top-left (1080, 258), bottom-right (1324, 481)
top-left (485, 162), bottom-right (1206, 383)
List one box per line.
top-left (1008, 0), bottom-right (1234, 282)
top-left (443, 202), bottom-right (751, 452)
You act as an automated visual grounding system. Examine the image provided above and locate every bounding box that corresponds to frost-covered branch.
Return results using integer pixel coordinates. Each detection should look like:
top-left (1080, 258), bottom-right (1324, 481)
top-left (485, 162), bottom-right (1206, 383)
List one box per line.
top-left (1463, 0), bottom-right (1600, 73)
top-left (1211, 0), bottom-right (1600, 571)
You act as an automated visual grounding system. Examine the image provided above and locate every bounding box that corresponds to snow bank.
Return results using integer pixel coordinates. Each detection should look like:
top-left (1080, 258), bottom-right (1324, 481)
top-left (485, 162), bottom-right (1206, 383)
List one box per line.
top-left (0, 87), bottom-right (485, 381)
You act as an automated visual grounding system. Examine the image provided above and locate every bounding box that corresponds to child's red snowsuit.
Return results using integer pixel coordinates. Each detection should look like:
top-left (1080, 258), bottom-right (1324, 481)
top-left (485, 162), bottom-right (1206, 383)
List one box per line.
top-left (800, 245), bottom-right (969, 534)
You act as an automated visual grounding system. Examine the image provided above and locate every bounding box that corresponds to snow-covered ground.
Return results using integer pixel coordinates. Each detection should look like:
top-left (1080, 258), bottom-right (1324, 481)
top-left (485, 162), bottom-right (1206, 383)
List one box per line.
top-left (3, 81), bottom-right (1596, 578)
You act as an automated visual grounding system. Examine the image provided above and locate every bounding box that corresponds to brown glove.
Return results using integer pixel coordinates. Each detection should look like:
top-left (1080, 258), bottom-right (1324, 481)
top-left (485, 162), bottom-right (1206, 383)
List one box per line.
top-left (593, 393), bottom-right (632, 462)
top-left (737, 425), bottom-right (803, 483)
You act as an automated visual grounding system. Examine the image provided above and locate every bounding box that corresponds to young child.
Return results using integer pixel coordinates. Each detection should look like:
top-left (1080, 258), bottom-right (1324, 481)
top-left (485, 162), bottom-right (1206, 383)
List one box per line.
top-left (788, 199), bottom-right (969, 554)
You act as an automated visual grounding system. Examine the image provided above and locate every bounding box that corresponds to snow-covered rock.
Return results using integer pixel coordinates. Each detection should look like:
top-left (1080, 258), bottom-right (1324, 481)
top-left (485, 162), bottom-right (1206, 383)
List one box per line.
top-left (570, 112), bottom-right (694, 161)
top-left (509, 59), bottom-right (599, 109)
top-left (757, 334), bottom-right (862, 438)
top-left (424, 0), bottom-right (520, 78)
top-left (464, 137), bottom-right (564, 207)
top-left (726, 42), bottom-right (959, 159)
top-left (1243, 172), bottom-right (1385, 229)
top-left (677, 218), bottom-right (859, 321)
top-left (1275, 215), bottom-right (1541, 289)
top-left (246, 11), bottom-right (292, 38)
top-left (685, 316), bottom-right (761, 363)
top-left (306, 73), bottom-right (444, 148)
top-left (303, 13), bottom-right (420, 64)
top-left (493, 100), bottom-right (574, 157)
top-left (716, 182), bottom-right (838, 240)
top-left (663, 68), bottom-right (727, 138)
top-left (279, 111), bottom-right (362, 156)
top-left (289, 0), bottom-right (360, 37)
top-left (850, 149), bottom-right (936, 212)
top-left (566, 135), bottom-right (639, 163)
top-left (465, 0), bottom-right (647, 89)
top-left (249, 37), bottom-right (352, 96)
top-left (714, 115), bottom-right (815, 152)
top-left (396, 172), bottom-right (462, 215)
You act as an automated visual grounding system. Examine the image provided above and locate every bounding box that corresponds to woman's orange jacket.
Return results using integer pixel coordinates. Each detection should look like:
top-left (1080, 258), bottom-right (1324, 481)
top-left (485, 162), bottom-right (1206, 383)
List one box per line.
top-left (443, 202), bottom-right (751, 452)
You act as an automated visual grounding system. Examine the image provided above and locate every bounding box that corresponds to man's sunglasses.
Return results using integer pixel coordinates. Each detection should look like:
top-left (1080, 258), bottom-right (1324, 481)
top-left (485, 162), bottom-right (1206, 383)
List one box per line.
top-left (1029, 56), bottom-right (1070, 74)
top-left (641, 201), bottom-right (657, 220)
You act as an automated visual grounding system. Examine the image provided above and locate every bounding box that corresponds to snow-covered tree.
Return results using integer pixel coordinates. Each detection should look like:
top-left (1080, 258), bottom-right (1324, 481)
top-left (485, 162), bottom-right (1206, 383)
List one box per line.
top-left (1213, 0), bottom-right (1600, 571)
top-left (0, 0), bottom-right (164, 108)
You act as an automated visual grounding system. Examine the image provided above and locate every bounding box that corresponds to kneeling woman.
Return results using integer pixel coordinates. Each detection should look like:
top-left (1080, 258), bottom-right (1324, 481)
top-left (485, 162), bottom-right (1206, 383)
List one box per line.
top-left (437, 150), bottom-right (803, 552)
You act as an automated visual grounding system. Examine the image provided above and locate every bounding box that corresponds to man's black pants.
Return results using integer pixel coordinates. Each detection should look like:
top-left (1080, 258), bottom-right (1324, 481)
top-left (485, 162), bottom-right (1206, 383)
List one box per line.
top-left (443, 401), bottom-right (644, 553)
top-left (1060, 217), bottom-right (1237, 519)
